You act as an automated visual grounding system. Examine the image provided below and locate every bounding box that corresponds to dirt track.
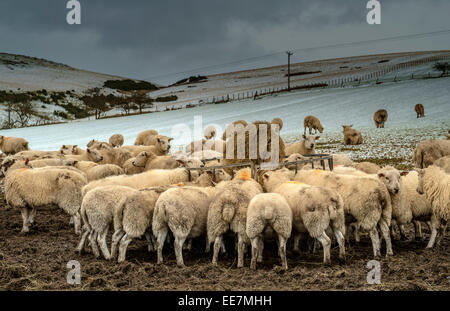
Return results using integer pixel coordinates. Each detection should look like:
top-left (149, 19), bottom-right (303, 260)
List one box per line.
top-left (0, 187), bottom-right (449, 291)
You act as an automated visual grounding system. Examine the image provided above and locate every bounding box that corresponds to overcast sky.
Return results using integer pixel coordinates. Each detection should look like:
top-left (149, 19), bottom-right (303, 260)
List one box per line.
top-left (1, 0), bottom-right (450, 85)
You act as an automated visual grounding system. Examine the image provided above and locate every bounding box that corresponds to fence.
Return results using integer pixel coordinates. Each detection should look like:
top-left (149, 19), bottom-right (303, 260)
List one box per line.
top-left (167, 53), bottom-right (450, 109)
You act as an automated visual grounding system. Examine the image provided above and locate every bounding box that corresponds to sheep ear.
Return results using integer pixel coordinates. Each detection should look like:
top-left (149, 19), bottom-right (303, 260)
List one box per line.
top-left (74, 145), bottom-right (78, 148)
top-left (87, 148), bottom-right (91, 153)
top-left (62, 145), bottom-right (66, 149)
top-left (378, 173), bottom-right (385, 178)
top-left (25, 158), bottom-right (29, 165)
top-left (400, 171), bottom-right (409, 176)
top-left (168, 138), bottom-right (173, 142)
top-left (157, 138), bottom-right (161, 143)
top-left (315, 136), bottom-right (320, 140)
top-left (176, 159), bottom-right (184, 165)
top-left (302, 134), bottom-right (306, 139)
top-left (60, 150), bottom-right (64, 154)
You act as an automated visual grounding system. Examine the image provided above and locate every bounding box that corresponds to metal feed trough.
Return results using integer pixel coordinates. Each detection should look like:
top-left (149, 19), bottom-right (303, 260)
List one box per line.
top-left (185, 153), bottom-right (333, 182)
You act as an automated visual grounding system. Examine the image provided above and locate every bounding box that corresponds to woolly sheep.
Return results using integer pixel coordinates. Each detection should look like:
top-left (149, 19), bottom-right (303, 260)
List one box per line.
top-left (84, 164), bottom-right (124, 181)
top-left (153, 186), bottom-right (216, 266)
top-left (294, 169), bottom-right (392, 257)
top-left (65, 148), bottom-right (103, 163)
top-left (246, 193), bottom-right (292, 270)
top-left (207, 169), bottom-right (263, 267)
top-left (4, 167), bottom-right (87, 233)
top-left (99, 146), bottom-right (133, 167)
top-left (342, 125), bottom-right (363, 145)
top-left (415, 104), bottom-right (425, 118)
top-left (82, 168), bottom-right (199, 195)
top-left (134, 129), bottom-right (159, 145)
top-left (261, 169), bottom-right (346, 263)
top-left (271, 117), bottom-right (284, 131)
top-left (413, 139), bottom-right (450, 168)
top-left (204, 125), bottom-right (217, 140)
top-left (283, 153), bottom-right (308, 170)
top-left (123, 156), bottom-right (145, 175)
top-left (87, 139), bottom-right (110, 150)
top-left (285, 135), bottom-right (319, 156)
top-left (109, 134), bottom-right (124, 148)
top-left (374, 109), bottom-right (388, 128)
top-left (131, 151), bottom-right (179, 170)
top-left (352, 162), bottom-right (381, 174)
top-left (13, 150), bottom-right (61, 161)
top-left (433, 155), bottom-right (450, 173)
top-left (303, 115), bottom-right (324, 135)
top-left (60, 145), bottom-right (84, 155)
top-left (123, 135), bottom-right (172, 156)
top-left (0, 136), bottom-right (29, 155)
top-left (417, 166), bottom-right (450, 248)
top-left (0, 157), bottom-right (78, 177)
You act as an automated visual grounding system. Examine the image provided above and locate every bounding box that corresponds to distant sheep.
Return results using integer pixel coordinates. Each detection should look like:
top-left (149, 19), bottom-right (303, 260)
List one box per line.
top-left (0, 136), bottom-right (29, 155)
top-left (303, 115), bottom-right (324, 135)
top-left (412, 139), bottom-right (450, 168)
top-left (122, 135), bottom-right (172, 156)
top-left (153, 186), bottom-right (216, 266)
top-left (134, 129), bottom-right (158, 146)
top-left (417, 166), bottom-right (450, 248)
top-left (262, 169), bottom-right (346, 263)
top-left (285, 135), bottom-right (319, 156)
top-left (109, 134), bottom-right (124, 148)
top-left (342, 125), bottom-right (363, 145)
top-left (415, 104), bottom-right (425, 118)
top-left (4, 167), bottom-right (87, 233)
top-left (131, 151), bottom-right (179, 170)
top-left (60, 145), bottom-right (84, 155)
top-left (246, 193), bottom-right (292, 270)
top-left (374, 109), bottom-right (388, 128)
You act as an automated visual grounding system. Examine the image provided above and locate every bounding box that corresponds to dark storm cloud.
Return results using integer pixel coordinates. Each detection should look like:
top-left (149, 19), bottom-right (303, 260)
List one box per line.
top-left (0, 0), bottom-right (449, 84)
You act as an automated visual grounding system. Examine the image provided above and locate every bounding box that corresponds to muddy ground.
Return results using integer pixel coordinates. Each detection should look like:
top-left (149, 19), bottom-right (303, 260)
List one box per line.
top-left (0, 187), bottom-right (449, 291)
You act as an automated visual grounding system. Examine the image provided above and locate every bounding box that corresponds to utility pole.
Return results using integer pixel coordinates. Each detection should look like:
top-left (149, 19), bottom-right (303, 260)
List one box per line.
top-left (286, 51), bottom-right (293, 91)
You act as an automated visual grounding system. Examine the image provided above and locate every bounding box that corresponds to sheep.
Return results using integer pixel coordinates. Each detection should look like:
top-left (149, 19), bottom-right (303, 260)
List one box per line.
top-left (12, 150), bottom-right (60, 161)
top-left (246, 193), bottom-right (292, 270)
top-left (87, 139), bottom-right (109, 150)
top-left (221, 120), bottom-right (248, 141)
top-left (413, 139), bottom-right (450, 168)
top-left (342, 125), bottom-right (363, 145)
top-left (261, 169), bottom-right (346, 263)
top-left (64, 148), bottom-right (104, 163)
top-left (131, 151), bottom-right (179, 170)
top-left (283, 153), bottom-right (308, 170)
top-left (4, 167), bottom-right (87, 233)
top-left (433, 155), bottom-right (450, 173)
top-left (84, 164), bottom-right (124, 181)
top-left (122, 135), bottom-right (172, 156)
top-left (352, 162), bottom-right (381, 174)
top-left (190, 150), bottom-right (223, 161)
top-left (0, 136), bottom-right (29, 155)
top-left (109, 134), bottom-right (124, 148)
top-left (285, 135), bottom-right (319, 156)
top-left (271, 117), bottom-right (284, 131)
top-left (60, 145), bottom-right (84, 155)
top-left (207, 169), bottom-right (263, 267)
top-left (98, 146), bottom-right (133, 167)
top-left (123, 156), bottom-right (145, 175)
top-left (134, 129), bottom-right (158, 146)
top-left (415, 104), bottom-right (425, 118)
top-left (153, 186), bottom-right (217, 266)
top-left (82, 167), bottom-right (199, 195)
top-left (294, 169), bottom-right (392, 257)
top-left (0, 157), bottom-right (74, 177)
top-left (204, 125), bottom-right (217, 140)
top-left (417, 166), bottom-right (450, 248)
top-left (303, 115), bottom-right (324, 135)
top-left (374, 109), bottom-right (388, 128)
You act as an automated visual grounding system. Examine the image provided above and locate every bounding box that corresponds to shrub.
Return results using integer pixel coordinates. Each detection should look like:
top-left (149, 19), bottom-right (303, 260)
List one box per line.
top-left (103, 79), bottom-right (158, 91)
top-left (155, 95), bottom-right (178, 102)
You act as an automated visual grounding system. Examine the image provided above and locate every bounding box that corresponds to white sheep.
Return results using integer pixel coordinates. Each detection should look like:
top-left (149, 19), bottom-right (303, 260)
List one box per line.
top-left (207, 169), bottom-right (263, 267)
top-left (417, 165), bottom-right (450, 248)
top-left (246, 193), bottom-right (292, 270)
top-left (433, 155), bottom-right (450, 173)
top-left (4, 167), bottom-right (87, 233)
top-left (413, 139), bottom-right (450, 168)
top-left (153, 186), bottom-right (216, 266)
top-left (285, 135), bottom-right (320, 156)
top-left (84, 164), bottom-right (124, 181)
top-left (123, 135), bottom-right (172, 156)
top-left (262, 169), bottom-right (346, 263)
top-left (64, 148), bottom-right (104, 163)
top-left (130, 151), bottom-right (179, 170)
top-left (109, 134), bottom-right (124, 148)
top-left (0, 135), bottom-right (29, 155)
top-left (134, 129), bottom-right (159, 146)
top-left (294, 169), bottom-right (392, 257)
top-left (60, 145), bottom-right (84, 155)
top-left (13, 150), bottom-right (60, 161)
top-left (82, 168), bottom-right (199, 195)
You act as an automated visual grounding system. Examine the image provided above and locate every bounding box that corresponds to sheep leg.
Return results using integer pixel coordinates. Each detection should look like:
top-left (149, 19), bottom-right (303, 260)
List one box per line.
top-left (413, 221), bottom-right (423, 240)
top-left (292, 233), bottom-right (301, 254)
top-left (21, 207), bottom-right (31, 233)
top-left (237, 234), bottom-right (245, 268)
top-left (257, 238), bottom-right (264, 263)
top-left (250, 236), bottom-right (260, 270)
top-left (220, 239), bottom-right (226, 254)
top-left (76, 228), bottom-right (90, 254)
top-left (28, 208), bottom-right (37, 225)
top-left (333, 229), bottom-right (346, 260)
top-left (278, 235), bottom-right (288, 270)
top-left (378, 220), bottom-right (393, 256)
top-left (73, 212), bottom-right (81, 235)
top-left (118, 234), bottom-right (133, 263)
top-left (97, 227), bottom-right (111, 260)
top-left (145, 232), bottom-right (154, 252)
top-left (398, 224), bottom-right (408, 241)
top-left (353, 224), bottom-right (361, 243)
top-left (435, 222), bottom-right (447, 247)
top-left (212, 235), bottom-right (223, 266)
top-left (88, 231), bottom-right (100, 258)
top-left (156, 227), bottom-right (168, 265)
top-left (205, 237), bottom-right (211, 253)
top-left (183, 239), bottom-right (192, 251)
top-left (316, 232), bottom-right (331, 264)
top-left (111, 230), bottom-right (125, 259)
top-left (369, 228), bottom-right (381, 258)
top-left (426, 216), bottom-right (439, 248)
top-left (69, 216), bottom-right (74, 225)
top-left (174, 236), bottom-right (186, 267)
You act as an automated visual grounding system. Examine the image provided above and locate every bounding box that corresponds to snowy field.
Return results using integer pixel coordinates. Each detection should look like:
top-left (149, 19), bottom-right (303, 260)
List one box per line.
top-left (1, 76), bottom-right (449, 166)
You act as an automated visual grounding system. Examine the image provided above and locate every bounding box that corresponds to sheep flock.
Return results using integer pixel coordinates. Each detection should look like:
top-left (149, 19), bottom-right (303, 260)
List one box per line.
top-left (0, 109), bottom-right (449, 277)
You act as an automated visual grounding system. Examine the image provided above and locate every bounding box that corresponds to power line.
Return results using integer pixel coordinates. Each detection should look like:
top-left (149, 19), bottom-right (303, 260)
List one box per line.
top-left (146, 28), bottom-right (450, 81)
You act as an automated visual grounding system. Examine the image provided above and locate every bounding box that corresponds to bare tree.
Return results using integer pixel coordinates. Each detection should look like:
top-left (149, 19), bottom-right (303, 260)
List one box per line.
top-left (9, 93), bottom-right (38, 127)
top-left (433, 62), bottom-right (450, 76)
top-left (130, 92), bottom-right (152, 114)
